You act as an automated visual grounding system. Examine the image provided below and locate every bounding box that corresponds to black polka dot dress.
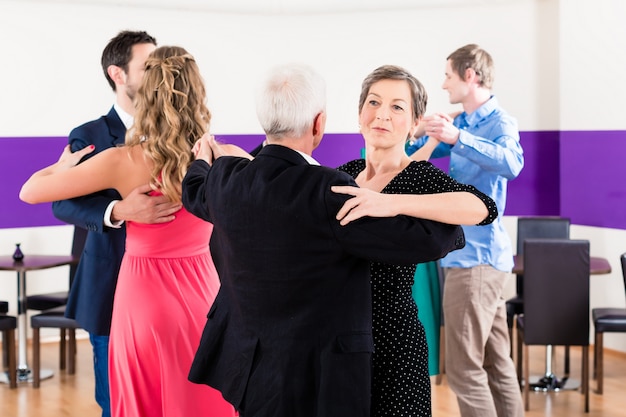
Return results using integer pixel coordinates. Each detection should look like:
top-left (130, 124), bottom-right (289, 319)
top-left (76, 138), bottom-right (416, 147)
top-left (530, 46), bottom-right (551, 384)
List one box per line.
top-left (338, 159), bottom-right (496, 417)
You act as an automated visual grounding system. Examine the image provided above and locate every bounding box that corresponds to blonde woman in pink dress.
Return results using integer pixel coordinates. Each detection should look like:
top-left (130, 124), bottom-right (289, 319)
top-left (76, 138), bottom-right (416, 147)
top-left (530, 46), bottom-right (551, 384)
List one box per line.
top-left (20, 46), bottom-right (235, 417)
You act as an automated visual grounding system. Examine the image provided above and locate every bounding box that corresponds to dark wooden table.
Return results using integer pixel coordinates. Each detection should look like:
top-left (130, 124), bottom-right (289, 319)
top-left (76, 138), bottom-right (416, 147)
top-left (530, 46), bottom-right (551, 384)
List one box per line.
top-left (0, 255), bottom-right (79, 383)
top-left (513, 255), bottom-right (612, 275)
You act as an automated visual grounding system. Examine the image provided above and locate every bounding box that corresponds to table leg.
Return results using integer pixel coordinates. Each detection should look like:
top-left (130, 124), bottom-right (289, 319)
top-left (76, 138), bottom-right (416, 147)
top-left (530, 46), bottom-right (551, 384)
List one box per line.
top-left (16, 270), bottom-right (31, 381)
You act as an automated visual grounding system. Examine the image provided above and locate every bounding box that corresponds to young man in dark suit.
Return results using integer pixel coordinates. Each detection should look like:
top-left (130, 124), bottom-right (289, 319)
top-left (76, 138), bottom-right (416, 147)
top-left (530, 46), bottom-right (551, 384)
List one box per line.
top-left (52, 30), bottom-right (180, 417)
top-left (181, 63), bottom-right (465, 417)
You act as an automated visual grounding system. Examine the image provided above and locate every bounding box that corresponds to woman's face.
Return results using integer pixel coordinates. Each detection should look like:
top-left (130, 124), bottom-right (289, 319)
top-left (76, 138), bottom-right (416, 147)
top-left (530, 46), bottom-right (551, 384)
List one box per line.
top-left (359, 79), bottom-right (418, 148)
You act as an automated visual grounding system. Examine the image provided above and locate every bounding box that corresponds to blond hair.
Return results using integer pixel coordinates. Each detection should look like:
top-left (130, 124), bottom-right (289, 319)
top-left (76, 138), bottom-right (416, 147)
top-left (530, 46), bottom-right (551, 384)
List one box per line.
top-left (126, 46), bottom-right (211, 202)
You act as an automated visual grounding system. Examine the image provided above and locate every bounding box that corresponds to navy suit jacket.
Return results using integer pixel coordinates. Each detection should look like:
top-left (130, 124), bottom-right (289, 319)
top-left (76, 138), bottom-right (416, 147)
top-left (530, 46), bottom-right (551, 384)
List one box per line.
top-left (52, 107), bottom-right (126, 335)
top-left (182, 144), bottom-right (464, 417)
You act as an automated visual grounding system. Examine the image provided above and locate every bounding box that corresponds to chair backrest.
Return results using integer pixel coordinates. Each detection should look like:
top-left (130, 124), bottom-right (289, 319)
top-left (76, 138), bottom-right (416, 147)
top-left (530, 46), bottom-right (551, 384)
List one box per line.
top-left (516, 217), bottom-right (570, 255)
top-left (514, 217), bottom-right (571, 297)
top-left (523, 238), bottom-right (590, 346)
top-left (69, 227), bottom-right (87, 287)
top-left (621, 253), bottom-right (626, 302)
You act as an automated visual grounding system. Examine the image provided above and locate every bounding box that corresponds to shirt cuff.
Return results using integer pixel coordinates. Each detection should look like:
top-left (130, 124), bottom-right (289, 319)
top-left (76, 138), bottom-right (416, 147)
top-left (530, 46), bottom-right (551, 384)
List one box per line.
top-left (104, 200), bottom-right (124, 228)
top-left (453, 130), bottom-right (470, 153)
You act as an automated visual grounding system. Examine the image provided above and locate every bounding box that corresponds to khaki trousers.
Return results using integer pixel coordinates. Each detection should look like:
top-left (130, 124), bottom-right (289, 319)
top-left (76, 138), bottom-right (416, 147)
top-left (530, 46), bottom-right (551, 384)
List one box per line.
top-left (443, 265), bottom-right (524, 417)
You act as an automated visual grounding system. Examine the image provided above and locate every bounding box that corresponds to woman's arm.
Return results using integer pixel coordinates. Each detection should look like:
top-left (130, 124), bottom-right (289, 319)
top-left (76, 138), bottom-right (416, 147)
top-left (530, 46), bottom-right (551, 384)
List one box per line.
top-left (409, 136), bottom-right (440, 162)
top-left (332, 186), bottom-right (492, 226)
top-left (20, 145), bottom-right (124, 204)
top-left (192, 133), bottom-right (253, 163)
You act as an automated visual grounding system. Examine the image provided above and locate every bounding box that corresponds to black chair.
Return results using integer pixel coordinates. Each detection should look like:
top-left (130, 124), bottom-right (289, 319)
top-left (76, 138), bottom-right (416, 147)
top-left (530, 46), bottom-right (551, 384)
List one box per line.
top-left (25, 227), bottom-right (86, 311)
top-left (516, 239), bottom-right (590, 413)
top-left (508, 217), bottom-right (570, 371)
top-left (1, 301), bottom-right (8, 367)
top-left (507, 217), bottom-right (571, 330)
top-left (1, 301), bottom-right (17, 388)
top-left (26, 227), bottom-right (85, 388)
top-left (591, 252), bottom-right (626, 394)
top-left (30, 305), bottom-right (80, 388)
top-left (26, 227), bottom-right (87, 388)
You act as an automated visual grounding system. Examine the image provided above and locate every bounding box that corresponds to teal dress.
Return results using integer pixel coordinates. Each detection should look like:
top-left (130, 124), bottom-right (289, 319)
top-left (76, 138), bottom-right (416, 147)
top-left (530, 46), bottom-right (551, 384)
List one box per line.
top-left (412, 261), bottom-right (441, 376)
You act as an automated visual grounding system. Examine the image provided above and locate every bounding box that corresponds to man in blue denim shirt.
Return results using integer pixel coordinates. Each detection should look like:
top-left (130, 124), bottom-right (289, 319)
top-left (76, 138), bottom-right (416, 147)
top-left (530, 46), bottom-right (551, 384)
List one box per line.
top-left (406, 44), bottom-right (524, 417)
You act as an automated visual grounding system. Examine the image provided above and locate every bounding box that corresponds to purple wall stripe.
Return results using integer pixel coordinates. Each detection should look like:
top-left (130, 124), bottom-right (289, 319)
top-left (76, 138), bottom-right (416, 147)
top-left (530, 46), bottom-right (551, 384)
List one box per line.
top-left (1, 130), bottom-right (623, 230)
top-left (1, 137), bottom-right (68, 229)
top-left (403, 131), bottom-right (562, 218)
top-left (507, 131), bottom-right (561, 216)
top-left (560, 130), bottom-right (626, 230)
top-left (0, 134), bottom-right (365, 229)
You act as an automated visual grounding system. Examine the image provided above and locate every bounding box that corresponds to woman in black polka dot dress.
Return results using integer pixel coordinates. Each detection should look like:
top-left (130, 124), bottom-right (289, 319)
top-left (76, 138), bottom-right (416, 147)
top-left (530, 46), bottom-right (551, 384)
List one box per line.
top-left (337, 65), bottom-right (497, 416)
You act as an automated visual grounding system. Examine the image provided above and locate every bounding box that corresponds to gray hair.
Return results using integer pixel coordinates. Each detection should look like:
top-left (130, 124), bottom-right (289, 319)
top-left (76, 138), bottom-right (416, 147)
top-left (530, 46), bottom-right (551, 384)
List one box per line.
top-left (256, 63), bottom-right (326, 139)
top-left (359, 65), bottom-right (427, 122)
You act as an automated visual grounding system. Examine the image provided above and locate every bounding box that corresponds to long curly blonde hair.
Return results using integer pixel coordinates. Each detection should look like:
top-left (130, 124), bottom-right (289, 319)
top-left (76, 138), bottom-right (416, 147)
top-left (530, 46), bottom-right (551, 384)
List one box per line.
top-left (126, 46), bottom-right (211, 202)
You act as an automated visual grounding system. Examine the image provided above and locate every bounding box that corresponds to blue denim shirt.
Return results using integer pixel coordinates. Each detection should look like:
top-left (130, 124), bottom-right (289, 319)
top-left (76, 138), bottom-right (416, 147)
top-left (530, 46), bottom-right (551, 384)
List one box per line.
top-left (406, 96), bottom-right (524, 272)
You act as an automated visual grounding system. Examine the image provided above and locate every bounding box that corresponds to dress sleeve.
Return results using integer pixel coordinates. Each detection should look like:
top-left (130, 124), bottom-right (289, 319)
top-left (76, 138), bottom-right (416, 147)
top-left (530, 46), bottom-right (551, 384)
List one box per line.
top-left (324, 170), bottom-right (465, 266)
top-left (412, 162), bottom-right (498, 226)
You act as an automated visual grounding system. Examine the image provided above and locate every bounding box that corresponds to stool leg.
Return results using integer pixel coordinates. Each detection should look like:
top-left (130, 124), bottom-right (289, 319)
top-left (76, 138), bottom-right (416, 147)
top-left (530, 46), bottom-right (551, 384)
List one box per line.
top-left (68, 329), bottom-right (76, 375)
top-left (2, 333), bottom-right (8, 372)
top-left (524, 343), bottom-right (530, 411)
top-left (59, 328), bottom-right (67, 370)
top-left (593, 332), bottom-right (598, 380)
top-left (32, 327), bottom-right (41, 388)
top-left (596, 332), bottom-right (604, 394)
top-left (7, 329), bottom-right (17, 388)
top-left (516, 326), bottom-right (523, 386)
top-left (583, 345), bottom-right (589, 413)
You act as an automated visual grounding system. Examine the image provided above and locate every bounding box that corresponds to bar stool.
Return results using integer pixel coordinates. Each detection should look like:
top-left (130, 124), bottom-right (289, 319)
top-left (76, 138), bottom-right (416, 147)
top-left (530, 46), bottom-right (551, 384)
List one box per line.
top-left (30, 306), bottom-right (80, 388)
top-left (0, 301), bottom-right (17, 388)
top-left (509, 217), bottom-right (571, 383)
top-left (508, 217), bottom-right (570, 355)
top-left (516, 239), bottom-right (590, 413)
top-left (592, 252), bottom-right (626, 394)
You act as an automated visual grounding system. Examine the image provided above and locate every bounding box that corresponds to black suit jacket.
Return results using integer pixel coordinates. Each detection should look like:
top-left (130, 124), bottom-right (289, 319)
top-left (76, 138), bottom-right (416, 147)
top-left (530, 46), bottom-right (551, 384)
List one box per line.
top-left (182, 144), bottom-right (464, 417)
top-left (52, 107), bottom-right (126, 335)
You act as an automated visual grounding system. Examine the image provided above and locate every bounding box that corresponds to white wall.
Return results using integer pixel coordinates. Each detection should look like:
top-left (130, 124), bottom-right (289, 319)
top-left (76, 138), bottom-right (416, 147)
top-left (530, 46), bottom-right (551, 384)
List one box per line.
top-left (1, 0), bottom-right (626, 351)
top-left (1, 0), bottom-right (554, 136)
top-left (560, 0), bottom-right (626, 130)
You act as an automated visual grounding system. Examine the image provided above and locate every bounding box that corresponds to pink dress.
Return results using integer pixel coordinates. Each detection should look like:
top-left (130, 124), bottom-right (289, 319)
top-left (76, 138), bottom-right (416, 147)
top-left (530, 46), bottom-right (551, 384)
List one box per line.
top-left (109, 205), bottom-right (235, 417)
